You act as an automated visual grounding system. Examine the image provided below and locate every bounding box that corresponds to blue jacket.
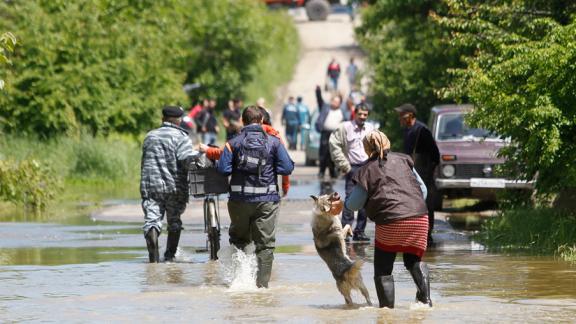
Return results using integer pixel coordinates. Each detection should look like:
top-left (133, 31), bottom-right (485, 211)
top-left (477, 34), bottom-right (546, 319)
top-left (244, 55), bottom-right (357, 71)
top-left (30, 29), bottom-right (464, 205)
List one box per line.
top-left (217, 124), bottom-right (294, 202)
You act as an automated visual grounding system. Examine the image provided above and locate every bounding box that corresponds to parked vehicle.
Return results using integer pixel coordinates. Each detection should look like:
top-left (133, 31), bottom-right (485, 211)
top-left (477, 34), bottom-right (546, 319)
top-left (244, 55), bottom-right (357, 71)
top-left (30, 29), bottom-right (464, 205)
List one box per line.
top-left (303, 109), bottom-right (320, 166)
top-left (263, 0), bottom-right (345, 21)
top-left (430, 104), bottom-right (533, 210)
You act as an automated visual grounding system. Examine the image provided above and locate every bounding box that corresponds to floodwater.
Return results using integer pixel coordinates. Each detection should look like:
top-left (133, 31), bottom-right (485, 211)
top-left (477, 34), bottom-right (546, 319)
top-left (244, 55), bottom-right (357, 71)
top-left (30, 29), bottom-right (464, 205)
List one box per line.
top-left (1, 179), bottom-right (576, 323)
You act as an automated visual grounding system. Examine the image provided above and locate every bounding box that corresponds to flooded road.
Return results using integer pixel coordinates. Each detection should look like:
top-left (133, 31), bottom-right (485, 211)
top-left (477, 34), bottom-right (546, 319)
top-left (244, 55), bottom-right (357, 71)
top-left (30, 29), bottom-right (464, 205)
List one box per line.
top-left (1, 174), bottom-right (576, 322)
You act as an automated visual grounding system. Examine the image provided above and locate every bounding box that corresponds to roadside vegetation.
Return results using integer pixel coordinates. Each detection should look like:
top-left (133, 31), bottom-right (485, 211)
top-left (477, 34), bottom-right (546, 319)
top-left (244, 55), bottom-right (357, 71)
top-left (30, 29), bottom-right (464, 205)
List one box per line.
top-left (358, 0), bottom-right (576, 260)
top-left (0, 0), bottom-right (298, 214)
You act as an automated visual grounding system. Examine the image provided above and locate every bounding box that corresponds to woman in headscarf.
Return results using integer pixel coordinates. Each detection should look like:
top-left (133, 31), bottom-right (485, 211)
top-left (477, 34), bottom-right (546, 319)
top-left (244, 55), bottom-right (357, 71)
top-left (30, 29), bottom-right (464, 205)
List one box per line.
top-left (344, 130), bottom-right (432, 308)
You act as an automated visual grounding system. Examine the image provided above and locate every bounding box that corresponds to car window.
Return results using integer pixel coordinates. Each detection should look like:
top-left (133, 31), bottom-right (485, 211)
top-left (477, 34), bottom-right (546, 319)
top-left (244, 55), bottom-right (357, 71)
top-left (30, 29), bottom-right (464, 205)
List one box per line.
top-left (436, 112), bottom-right (499, 141)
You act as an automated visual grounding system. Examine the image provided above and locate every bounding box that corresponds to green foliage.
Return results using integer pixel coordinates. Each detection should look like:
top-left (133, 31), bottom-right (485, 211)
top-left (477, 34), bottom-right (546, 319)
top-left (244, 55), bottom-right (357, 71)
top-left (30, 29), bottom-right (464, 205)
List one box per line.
top-left (0, 0), bottom-right (297, 138)
top-left (0, 159), bottom-right (60, 211)
top-left (476, 208), bottom-right (576, 261)
top-left (357, 0), bottom-right (463, 148)
top-left (437, 1), bottom-right (576, 193)
top-left (0, 31), bottom-right (16, 90)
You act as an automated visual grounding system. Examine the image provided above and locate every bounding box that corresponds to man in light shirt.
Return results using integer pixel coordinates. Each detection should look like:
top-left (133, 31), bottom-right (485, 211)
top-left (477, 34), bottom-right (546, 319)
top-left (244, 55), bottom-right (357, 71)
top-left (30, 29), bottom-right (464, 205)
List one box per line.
top-left (315, 86), bottom-right (350, 179)
top-left (329, 104), bottom-right (375, 242)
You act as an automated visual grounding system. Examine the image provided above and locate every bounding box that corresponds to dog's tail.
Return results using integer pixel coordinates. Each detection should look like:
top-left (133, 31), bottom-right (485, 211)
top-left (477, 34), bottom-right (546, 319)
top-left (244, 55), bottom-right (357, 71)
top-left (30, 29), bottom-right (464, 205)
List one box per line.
top-left (344, 259), bottom-right (364, 282)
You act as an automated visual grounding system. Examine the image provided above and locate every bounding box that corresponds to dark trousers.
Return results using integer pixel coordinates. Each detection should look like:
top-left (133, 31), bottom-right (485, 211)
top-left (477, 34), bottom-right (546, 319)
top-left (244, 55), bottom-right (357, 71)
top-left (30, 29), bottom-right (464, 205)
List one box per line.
top-left (285, 125), bottom-right (299, 150)
top-left (374, 246), bottom-right (421, 277)
top-left (424, 179), bottom-right (435, 239)
top-left (319, 131), bottom-right (336, 178)
top-left (342, 164), bottom-right (366, 234)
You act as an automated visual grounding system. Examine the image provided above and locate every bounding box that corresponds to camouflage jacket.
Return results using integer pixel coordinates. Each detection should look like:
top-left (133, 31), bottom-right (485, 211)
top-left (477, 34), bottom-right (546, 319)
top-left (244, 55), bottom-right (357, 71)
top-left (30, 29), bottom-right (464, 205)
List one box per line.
top-left (140, 122), bottom-right (199, 198)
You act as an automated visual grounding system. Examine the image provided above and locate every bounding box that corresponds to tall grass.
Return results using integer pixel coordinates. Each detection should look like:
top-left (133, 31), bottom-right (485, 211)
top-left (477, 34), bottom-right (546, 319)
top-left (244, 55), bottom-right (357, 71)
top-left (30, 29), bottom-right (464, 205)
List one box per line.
top-left (0, 134), bottom-right (141, 214)
top-left (475, 208), bottom-right (576, 262)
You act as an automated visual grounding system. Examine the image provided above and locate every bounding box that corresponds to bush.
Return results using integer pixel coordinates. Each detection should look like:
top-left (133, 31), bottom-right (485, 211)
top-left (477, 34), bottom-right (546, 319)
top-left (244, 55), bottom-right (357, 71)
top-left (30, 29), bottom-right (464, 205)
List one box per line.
top-left (0, 159), bottom-right (60, 211)
top-left (476, 208), bottom-right (576, 261)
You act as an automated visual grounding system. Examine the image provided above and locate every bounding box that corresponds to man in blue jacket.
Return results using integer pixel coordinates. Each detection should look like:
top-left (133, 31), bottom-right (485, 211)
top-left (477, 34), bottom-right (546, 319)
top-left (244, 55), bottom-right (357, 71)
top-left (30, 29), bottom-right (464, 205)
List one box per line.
top-left (217, 106), bottom-right (294, 288)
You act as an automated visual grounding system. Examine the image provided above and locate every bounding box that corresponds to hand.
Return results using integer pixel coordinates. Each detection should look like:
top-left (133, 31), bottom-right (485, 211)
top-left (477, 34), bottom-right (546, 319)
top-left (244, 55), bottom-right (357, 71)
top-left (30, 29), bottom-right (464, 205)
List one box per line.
top-left (198, 143), bottom-right (208, 153)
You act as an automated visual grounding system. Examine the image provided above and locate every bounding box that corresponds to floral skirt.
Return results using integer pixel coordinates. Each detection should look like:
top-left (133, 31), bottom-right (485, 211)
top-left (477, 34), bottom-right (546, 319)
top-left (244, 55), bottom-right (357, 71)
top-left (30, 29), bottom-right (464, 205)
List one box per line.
top-left (375, 215), bottom-right (429, 258)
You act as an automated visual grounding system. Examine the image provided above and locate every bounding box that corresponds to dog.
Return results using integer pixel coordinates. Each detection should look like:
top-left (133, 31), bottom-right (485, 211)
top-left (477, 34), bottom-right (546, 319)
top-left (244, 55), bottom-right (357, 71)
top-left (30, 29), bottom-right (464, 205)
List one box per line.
top-left (311, 192), bottom-right (372, 306)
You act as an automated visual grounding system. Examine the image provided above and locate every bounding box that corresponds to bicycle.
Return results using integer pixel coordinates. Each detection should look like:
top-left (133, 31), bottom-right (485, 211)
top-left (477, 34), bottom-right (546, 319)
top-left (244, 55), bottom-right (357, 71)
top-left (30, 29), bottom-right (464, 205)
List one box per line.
top-left (189, 158), bottom-right (229, 261)
top-left (202, 193), bottom-right (221, 260)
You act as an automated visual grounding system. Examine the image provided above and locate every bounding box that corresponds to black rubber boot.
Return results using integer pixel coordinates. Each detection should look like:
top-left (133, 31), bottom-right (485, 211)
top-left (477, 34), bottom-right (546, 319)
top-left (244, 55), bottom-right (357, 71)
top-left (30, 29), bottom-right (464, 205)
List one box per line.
top-left (256, 249), bottom-right (274, 288)
top-left (164, 229), bottom-right (181, 262)
top-left (374, 275), bottom-right (395, 308)
top-left (409, 262), bottom-right (432, 307)
top-left (144, 228), bottom-right (160, 263)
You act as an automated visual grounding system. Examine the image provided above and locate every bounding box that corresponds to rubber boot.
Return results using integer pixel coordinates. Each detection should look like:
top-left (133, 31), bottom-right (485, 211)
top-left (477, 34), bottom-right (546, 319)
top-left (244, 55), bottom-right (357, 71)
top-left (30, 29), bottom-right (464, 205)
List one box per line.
top-left (145, 228), bottom-right (160, 263)
top-left (256, 249), bottom-right (274, 288)
top-left (374, 275), bottom-right (395, 308)
top-left (409, 262), bottom-right (432, 307)
top-left (164, 229), bottom-right (181, 262)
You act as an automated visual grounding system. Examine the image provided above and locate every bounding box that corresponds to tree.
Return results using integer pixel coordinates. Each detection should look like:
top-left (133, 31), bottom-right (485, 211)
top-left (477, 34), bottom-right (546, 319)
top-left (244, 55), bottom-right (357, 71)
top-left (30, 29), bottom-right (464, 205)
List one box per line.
top-left (356, 0), bottom-right (463, 148)
top-left (436, 0), bottom-right (576, 194)
top-left (0, 32), bottom-right (16, 90)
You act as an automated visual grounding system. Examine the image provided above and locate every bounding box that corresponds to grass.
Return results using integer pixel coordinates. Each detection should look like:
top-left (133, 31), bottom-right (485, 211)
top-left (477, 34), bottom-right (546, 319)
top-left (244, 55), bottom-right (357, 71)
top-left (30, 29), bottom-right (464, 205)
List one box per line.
top-left (475, 208), bottom-right (576, 262)
top-left (0, 134), bottom-right (141, 221)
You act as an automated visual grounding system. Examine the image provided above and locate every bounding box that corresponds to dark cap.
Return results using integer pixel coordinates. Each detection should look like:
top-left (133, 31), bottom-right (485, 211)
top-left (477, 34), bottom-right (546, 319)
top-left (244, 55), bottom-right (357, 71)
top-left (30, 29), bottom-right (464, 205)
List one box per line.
top-left (162, 106), bottom-right (184, 118)
top-left (393, 103), bottom-right (417, 115)
top-left (297, 96), bottom-right (303, 102)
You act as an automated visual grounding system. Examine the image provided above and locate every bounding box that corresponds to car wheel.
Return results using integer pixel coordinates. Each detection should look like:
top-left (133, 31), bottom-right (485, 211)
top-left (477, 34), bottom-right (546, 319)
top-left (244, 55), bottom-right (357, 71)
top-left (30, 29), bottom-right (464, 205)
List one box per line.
top-left (305, 0), bottom-right (330, 21)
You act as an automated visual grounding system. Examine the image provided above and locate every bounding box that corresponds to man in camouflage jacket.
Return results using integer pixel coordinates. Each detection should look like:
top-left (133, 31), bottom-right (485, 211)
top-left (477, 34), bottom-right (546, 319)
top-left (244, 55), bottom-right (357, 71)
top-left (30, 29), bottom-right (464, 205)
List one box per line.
top-left (141, 106), bottom-right (200, 263)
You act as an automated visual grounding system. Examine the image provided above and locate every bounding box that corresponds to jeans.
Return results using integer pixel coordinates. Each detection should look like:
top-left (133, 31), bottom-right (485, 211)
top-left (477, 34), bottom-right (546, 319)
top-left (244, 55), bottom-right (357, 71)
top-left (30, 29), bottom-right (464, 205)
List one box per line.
top-left (341, 164), bottom-right (367, 234)
top-left (203, 132), bottom-right (217, 145)
top-left (285, 125), bottom-right (299, 150)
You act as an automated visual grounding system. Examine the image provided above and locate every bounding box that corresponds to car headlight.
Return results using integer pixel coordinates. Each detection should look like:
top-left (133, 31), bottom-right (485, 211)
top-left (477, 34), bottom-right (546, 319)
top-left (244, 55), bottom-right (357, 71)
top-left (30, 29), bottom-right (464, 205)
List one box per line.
top-left (442, 165), bottom-right (455, 178)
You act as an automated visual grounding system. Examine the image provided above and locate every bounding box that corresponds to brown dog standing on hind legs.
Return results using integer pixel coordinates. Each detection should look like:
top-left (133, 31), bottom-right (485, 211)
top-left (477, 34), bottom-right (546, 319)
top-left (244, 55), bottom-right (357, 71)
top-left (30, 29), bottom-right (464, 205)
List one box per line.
top-left (311, 192), bottom-right (372, 306)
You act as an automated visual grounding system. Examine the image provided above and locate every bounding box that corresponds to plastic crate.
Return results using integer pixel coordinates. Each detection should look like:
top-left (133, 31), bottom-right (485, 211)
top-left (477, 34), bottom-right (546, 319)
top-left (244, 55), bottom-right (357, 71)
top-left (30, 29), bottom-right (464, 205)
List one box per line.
top-left (189, 167), bottom-right (229, 197)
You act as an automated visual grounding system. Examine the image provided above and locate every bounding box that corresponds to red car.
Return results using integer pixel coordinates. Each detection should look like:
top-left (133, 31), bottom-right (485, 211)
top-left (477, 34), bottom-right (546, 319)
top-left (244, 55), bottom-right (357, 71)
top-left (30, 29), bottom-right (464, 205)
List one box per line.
top-left (430, 104), bottom-right (533, 209)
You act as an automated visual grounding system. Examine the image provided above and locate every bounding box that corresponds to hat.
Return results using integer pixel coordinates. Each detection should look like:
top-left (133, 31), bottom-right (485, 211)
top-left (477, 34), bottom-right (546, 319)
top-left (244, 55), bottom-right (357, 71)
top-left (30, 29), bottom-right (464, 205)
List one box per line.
top-left (162, 106), bottom-right (184, 118)
top-left (393, 103), bottom-right (417, 115)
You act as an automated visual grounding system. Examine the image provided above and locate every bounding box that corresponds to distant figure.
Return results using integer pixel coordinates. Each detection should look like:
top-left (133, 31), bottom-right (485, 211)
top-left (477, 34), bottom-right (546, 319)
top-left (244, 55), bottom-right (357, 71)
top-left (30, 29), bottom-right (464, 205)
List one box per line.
top-left (394, 103), bottom-right (440, 247)
top-left (222, 98), bottom-right (242, 140)
top-left (281, 96), bottom-right (300, 150)
top-left (346, 57), bottom-right (359, 89)
top-left (315, 85), bottom-right (350, 179)
top-left (296, 96), bottom-right (310, 150)
top-left (326, 58), bottom-right (341, 92)
top-left (197, 99), bottom-right (219, 145)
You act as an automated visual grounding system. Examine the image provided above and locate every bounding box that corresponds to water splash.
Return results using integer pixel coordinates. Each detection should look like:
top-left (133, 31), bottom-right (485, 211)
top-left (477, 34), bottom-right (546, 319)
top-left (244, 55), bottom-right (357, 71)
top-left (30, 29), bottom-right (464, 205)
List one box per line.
top-left (218, 245), bottom-right (258, 291)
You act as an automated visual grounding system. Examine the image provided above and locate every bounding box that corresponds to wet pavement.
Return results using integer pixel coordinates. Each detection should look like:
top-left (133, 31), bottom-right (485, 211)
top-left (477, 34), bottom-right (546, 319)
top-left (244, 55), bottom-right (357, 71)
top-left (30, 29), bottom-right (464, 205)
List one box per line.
top-left (1, 158), bottom-right (576, 322)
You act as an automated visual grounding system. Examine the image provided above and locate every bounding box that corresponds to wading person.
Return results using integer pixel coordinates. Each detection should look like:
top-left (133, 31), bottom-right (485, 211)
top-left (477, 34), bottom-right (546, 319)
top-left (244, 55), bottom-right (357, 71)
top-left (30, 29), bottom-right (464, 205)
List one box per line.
top-left (329, 103), bottom-right (375, 242)
top-left (217, 106), bottom-right (294, 288)
top-left (141, 106), bottom-right (200, 263)
top-left (345, 130), bottom-right (432, 308)
top-left (281, 96), bottom-right (300, 150)
top-left (394, 103), bottom-right (440, 247)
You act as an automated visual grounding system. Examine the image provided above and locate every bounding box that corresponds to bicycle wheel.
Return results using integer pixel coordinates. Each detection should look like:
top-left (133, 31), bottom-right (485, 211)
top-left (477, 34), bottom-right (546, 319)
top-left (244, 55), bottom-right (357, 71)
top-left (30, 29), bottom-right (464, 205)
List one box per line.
top-left (206, 198), bottom-right (220, 260)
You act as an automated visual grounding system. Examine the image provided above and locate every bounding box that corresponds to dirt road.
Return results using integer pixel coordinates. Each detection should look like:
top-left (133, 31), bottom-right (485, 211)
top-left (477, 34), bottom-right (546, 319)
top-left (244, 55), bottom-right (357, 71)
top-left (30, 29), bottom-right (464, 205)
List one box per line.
top-left (272, 9), bottom-right (364, 129)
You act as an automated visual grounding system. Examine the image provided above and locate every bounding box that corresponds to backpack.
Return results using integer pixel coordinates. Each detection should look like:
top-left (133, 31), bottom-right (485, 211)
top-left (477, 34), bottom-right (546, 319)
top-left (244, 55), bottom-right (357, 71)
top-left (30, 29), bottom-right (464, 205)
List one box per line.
top-left (235, 128), bottom-right (270, 176)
